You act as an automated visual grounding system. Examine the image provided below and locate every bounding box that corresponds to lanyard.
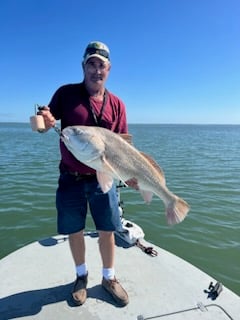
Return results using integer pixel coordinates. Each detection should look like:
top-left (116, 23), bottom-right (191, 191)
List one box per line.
top-left (85, 87), bottom-right (108, 127)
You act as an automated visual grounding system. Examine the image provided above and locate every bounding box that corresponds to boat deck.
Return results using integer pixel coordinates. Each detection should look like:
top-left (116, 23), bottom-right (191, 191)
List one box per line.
top-left (0, 233), bottom-right (239, 319)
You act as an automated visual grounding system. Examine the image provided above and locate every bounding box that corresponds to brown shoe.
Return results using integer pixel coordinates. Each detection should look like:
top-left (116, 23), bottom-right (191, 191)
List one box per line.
top-left (72, 273), bottom-right (88, 305)
top-left (102, 277), bottom-right (129, 306)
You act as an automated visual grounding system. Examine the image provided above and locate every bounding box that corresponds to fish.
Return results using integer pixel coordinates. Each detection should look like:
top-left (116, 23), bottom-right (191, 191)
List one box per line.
top-left (61, 125), bottom-right (190, 225)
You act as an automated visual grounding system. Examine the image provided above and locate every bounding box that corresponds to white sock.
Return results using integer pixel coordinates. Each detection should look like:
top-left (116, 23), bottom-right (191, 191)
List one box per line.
top-left (76, 263), bottom-right (88, 277)
top-left (102, 267), bottom-right (115, 280)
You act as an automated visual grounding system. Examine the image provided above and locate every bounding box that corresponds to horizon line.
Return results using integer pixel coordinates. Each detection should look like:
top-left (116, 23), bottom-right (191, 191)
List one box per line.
top-left (0, 121), bottom-right (239, 126)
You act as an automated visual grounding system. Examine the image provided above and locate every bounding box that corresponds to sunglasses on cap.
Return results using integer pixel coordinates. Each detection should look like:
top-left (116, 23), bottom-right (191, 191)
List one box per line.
top-left (84, 47), bottom-right (110, 60)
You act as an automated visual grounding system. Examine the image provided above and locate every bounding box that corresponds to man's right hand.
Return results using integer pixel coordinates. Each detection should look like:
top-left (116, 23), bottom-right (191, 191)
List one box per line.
top-left (37, 106), bottom-right (56, 130)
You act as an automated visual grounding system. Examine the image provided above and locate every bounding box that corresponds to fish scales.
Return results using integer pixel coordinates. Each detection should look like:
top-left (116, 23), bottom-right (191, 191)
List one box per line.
top-left (61, 126), bottom-right (190, 225)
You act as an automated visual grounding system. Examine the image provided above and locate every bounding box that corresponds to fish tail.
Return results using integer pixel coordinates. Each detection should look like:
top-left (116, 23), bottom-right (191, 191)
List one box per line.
top-left (166, 196), bottom-right (190, 225)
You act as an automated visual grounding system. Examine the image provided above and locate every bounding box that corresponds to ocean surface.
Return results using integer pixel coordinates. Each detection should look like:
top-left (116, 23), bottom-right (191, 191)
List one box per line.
top-left (0, 123), bottom-right (239, 296)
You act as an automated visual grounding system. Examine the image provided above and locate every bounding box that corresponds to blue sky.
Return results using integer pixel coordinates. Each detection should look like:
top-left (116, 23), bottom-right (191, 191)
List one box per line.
top-left (0, 0), bottom-right (239, 124)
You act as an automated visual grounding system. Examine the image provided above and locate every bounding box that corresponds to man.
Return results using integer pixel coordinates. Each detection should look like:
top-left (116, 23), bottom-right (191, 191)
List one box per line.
top-left (39, 41), bottom-right (131, 307)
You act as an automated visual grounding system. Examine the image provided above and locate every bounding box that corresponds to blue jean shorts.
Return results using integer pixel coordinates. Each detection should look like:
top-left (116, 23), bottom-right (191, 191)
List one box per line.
top-left (56, 172), bottom-right (122, 234)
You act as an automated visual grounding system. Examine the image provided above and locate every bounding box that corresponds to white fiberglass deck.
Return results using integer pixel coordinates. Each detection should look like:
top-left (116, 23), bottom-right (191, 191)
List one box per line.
top-left (0, 233), bottom-right (239, 320)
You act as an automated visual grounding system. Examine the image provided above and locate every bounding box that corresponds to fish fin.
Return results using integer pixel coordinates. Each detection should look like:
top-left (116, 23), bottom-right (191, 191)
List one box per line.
top-left (101, 156), bottom-right (128, 187)
top-left (96, 171), bottom-right (114, 193)
top-left (166, 196), bottom-right (190, 225)
top-left (140, 190), bottom-right (153, 203)
top-left (97, 156), bottom-right (128, 192)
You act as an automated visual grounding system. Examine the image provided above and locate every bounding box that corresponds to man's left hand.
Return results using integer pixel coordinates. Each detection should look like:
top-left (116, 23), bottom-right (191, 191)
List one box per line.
top-left (125, 178), bottom-right (139, 190)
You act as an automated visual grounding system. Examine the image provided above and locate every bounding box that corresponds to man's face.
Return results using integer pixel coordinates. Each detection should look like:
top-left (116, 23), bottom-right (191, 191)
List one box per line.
top-left (83, 57), bottom-right (111, 87)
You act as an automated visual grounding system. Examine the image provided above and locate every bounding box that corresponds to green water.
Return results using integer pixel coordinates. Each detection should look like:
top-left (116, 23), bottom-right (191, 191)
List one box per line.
top-left (0, 123), bottom-right (239, 296)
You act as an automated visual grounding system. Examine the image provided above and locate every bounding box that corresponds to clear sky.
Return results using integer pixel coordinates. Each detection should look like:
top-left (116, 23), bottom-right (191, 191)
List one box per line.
top-left (0, 0), bottom-right (239, 124)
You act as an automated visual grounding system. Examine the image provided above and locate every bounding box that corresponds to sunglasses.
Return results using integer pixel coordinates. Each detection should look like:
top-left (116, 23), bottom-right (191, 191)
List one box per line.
top-left (84, 47), bottom-right (110, 60)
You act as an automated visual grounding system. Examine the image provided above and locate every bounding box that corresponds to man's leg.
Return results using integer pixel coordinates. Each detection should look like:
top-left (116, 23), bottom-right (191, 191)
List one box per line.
top-left (69, 230), bottom-right (88, 305)
top-left (99, 230), bottom-right (129, 306)
top-left (98, 231), bottom-right (114, 267)
top-left (89, 181), bottom-right (129, 306)
top-left (69, 230), bottom-right (85, 266)
top-left (56, 173), bottom-right (89, 306)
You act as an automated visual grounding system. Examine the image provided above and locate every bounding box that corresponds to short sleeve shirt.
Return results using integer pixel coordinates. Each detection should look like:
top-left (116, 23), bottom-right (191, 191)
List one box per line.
top-left (49, 82), bottom-right (128, 173)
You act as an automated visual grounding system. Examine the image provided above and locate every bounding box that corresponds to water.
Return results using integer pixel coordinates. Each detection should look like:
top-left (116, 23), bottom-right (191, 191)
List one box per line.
top-left (0, 123), bottom-right (239, 296)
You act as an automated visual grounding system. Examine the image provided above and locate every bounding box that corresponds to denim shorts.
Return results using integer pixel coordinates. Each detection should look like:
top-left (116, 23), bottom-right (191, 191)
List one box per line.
top-left (56, 172), bottom-right (122, 234)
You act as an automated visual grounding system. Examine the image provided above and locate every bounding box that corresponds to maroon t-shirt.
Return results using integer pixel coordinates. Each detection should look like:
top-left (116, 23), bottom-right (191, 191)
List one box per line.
top-left (49, 82), bottom-right (128, 173)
